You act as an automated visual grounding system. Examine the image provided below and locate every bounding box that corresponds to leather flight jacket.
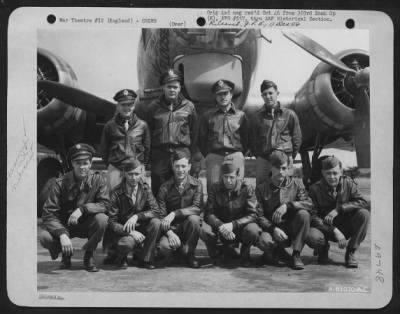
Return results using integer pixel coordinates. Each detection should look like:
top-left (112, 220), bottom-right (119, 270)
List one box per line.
top-left (100, 113), bottom-right (151, 166)
top-left (205, 181), bottom-right (258, 231)
top-left (250, 104), bottom-right (302, 159)
top-left (108, 178), bottom-right (162, 236)
top-left (146, 95), bottom-right (198, 152)
top-left (308, 176), bottom-right (368, 235)
top-left (42, 170), bottom-right (111, 237)
top-left (255, 176), bottom-right (312, 233)
top-left (157, 175), bottom-right (203, 224)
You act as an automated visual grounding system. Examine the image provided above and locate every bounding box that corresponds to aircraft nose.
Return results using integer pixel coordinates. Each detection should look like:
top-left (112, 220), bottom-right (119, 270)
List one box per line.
top-left (173, 53), bottom-right (243, 105)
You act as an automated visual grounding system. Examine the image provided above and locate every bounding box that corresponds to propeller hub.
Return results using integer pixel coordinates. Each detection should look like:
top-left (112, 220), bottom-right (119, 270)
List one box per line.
top-left (354, 67), bottom-right (370, 87)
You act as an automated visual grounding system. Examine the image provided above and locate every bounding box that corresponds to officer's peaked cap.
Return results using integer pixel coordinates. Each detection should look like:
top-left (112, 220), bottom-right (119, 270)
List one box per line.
top-left (114, 89), bottom-right (137, 104)
top-left (159, 69), bottom-right (181, 85)
top-left (212, 79), bottom-right (234, 94)
top-left (68, 143), bottom-right (95, 162)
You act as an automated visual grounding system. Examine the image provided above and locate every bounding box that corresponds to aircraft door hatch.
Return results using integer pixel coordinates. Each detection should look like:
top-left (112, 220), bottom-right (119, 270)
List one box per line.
top-left (173, 53), bottom-right (243, 104)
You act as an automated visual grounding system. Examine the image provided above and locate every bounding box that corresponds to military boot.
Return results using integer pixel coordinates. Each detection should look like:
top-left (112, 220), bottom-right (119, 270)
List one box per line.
top-left (240, 244), bottom-right (252, 268)
top-left (345, 248), bottom-right (358, 268)
top-left (318, 243), bottom-right (331, 265)
top-left (291, 251), bottom-right (304, 270)
top-left (114, 254), bottom-right (128, 269)
top-left (83, 250), bottom-right (99, 272)
top-left (59, 254), bottom-right (71, 269)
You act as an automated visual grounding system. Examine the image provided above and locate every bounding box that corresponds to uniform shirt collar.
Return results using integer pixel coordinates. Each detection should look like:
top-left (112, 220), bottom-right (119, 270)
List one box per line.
top-left (270, 176), bottom-right (289, 191)
top-left (321, 176), bottom-right (342, 193)
top-left (115, 112), bottom-right (137, 126)
top-left (160, 94), bottom-right (186, 109)
top-left (263, 102), bottom-right (282, 115)
top-left (120, 177), bottom-right (143, 197)
top-left (216, 103), bottom-right (236, 114)
top-left (65, 171), bottom-right (93, 191)
top-left (221, 179), bottom-right (242, 196)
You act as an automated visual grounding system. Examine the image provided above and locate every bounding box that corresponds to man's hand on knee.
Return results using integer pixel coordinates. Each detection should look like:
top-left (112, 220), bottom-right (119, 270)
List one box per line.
top-left (333, 228), bottom-right (347, 249)
top-left (130, 230), bottom-right (146, 244)
top-left (59, 234), bottom-right (74, 256)
top-left (166, 230), bottom-right (181, 249)
top-left (272, 227), bottom-right (288, 242)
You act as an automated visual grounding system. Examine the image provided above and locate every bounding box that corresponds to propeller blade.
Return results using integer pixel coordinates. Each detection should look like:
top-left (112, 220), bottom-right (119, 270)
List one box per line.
top-left (282, 30), bottom-right (356, 74)
top-left (38, 80), bottom-right (116, 118)
top-left (352, 87), bottom-right (370, 168)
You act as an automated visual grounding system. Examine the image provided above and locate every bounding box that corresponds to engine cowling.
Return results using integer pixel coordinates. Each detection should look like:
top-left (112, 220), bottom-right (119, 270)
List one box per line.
top-left (292, 49), bottom-right (369, 147)
top-left (37, 48), bottom-right (86, 141)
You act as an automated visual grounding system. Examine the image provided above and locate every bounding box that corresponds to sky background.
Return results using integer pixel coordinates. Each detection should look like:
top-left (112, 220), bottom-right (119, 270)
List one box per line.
top-left (37, 28), bottom-right (369, 102)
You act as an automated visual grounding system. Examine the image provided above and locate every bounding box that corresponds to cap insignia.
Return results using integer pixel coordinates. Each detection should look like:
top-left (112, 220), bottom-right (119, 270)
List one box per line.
top-left (123, 89), bottom-right (129, 96)
top-left (218, 80), bottom-right (224, 87)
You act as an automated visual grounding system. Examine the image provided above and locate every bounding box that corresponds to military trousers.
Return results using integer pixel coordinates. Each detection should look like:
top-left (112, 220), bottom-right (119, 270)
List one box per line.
top-left (111, 218), bottom-right (162, 262)
top-left (39, 213), bottom-right (108, 259)
top-left (200, 221), bottom-right (261, 259)
top-left (159, 215), bottom-right (202, 257)
top-left (257, 209), bottom-right (310, 253)
top-left (307, 208), bottom-right (370, 251)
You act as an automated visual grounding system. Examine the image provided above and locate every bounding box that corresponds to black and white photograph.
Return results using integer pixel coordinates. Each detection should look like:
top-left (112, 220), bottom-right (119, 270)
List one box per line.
top-left (6, 7), bottom-right (393, 308)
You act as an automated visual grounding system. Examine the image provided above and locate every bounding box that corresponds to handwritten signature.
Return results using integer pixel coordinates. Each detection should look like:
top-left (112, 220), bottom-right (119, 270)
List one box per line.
top-left (7, 135), bottom-right (34, 192)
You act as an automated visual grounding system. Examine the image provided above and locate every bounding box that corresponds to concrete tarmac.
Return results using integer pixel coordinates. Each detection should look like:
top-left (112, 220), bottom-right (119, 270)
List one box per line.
top-left (37, 176), bottom-right (371, 293)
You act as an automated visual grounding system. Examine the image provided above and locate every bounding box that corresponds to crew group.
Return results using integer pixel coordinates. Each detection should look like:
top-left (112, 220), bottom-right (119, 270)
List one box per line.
top-left (39, 69), bottom-right (370, 272)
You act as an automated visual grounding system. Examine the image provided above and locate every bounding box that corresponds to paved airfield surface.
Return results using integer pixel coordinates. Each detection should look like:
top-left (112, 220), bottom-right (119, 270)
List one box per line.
top-left (37, 173), bottom-right (371, 293)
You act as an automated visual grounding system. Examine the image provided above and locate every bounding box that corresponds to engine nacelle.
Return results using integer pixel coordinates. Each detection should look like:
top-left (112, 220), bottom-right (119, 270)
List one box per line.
top-left (37, 48), bottom-right (86, 144)
top-left (292, 49), bottom-right (369, 147)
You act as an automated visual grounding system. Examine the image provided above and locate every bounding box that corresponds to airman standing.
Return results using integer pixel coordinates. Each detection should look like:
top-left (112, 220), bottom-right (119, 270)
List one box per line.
top-left (100, 89), bottom-right (151, 191)
top-left (146, 69), bottom-right (199, 196)
top-left (250, 80), bottom-right (302, 186)
top-left (199, 79), bottom-right (249, 190)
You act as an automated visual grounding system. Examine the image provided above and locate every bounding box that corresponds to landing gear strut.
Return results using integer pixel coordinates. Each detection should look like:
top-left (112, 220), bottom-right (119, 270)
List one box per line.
top-left (301, 134), bottom-right (327, 187)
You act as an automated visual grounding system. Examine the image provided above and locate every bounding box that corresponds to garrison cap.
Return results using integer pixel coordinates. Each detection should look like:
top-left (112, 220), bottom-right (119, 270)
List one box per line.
top-left (260, 80), bottom-right (278, 93)
top-left (114, 89), bottom-right (137, 104)
top-left (221, 156), bottom-right (239, 175)
top-left (120, 157), bottom-right (142, 172)
top-left (212, 79), bottom-right (234, 94)
top-left (68, 143), bottom-right (95, 162)
top-left (269, 150), bottom-right (288, 168)
top-left (172, 150), bottom-right (191, 163)
top-left (321, 155), bottom-right (341, 170)
top-left (159, 69), bottom-right (181, 85)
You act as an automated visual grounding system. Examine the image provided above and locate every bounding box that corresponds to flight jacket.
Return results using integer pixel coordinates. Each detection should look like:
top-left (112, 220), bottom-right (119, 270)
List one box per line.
top-left (205, 181), bottom-right (258, 231)
top-left (255, 176), bottom-right (312, 233)
top-left (99, 113), bottom-right (151, 166)
top-left (146, 95), bottom-right (198, 152)
top-left (157, 175), bottom-right (203, 226)
top-left (250, 104), bottom-right (302, 159)
top-left (42, 171), bottom-right (110, 237)
top-left (108, 178), bottom-right (162, 237)
top-left (308, 176), bottom-right (368, 236)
